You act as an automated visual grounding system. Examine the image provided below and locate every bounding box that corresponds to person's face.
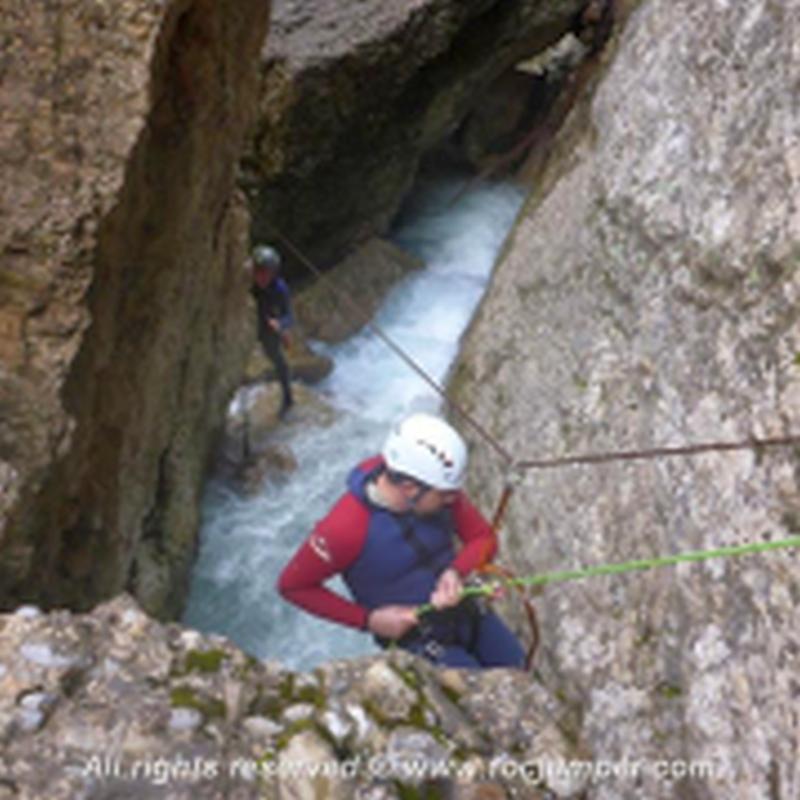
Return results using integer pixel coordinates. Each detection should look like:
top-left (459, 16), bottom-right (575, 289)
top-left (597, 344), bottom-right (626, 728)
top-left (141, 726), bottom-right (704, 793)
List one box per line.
top-left (403, 484), bottom-right (458, 515)
top-left (254, 265), bottom-right (276, 288)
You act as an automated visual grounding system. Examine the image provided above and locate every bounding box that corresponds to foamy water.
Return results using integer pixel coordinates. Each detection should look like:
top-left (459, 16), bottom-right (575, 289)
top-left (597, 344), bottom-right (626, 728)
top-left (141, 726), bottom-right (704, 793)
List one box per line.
top-left (183, 174), bottom-right (524, 670)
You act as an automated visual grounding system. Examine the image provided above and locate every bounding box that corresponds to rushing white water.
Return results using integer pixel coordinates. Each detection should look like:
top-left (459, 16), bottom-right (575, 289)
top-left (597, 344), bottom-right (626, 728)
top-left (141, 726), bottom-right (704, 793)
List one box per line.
top-left (183, 173), bottom-right (525, 670)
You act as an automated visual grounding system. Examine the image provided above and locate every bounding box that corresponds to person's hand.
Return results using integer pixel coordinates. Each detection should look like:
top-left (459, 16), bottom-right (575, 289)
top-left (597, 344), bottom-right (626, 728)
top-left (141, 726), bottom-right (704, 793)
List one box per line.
top-left (487, 580), bottom-right (506, 601)
top-left (430, 568), bottom-right (463, 610)
top-left (268, 318), bottom-right (281, 332)
top-left (281, 331), bottom-right (293, 350)
top-left (366, 605), bottom-right (419, 640)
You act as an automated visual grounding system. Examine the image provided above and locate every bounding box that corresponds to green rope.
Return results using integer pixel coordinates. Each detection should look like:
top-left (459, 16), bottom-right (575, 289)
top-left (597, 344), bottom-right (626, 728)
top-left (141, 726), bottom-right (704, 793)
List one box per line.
top-left (416, 535), bottom-right (800, 617)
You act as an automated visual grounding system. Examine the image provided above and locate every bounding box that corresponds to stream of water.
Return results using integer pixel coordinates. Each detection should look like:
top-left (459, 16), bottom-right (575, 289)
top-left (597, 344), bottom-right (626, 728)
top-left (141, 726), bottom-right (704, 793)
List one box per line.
top-left (183, 172), bottom-right (525, 670)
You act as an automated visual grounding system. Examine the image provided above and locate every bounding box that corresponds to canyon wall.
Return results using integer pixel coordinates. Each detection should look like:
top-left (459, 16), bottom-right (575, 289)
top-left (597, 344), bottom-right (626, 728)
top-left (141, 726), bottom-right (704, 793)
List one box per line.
top-left (0, 0), bottom-right (271, 616)
top-left (452, 1), bottom-right (800, 796)
top-left (245, 0), bottom-right (587, 270)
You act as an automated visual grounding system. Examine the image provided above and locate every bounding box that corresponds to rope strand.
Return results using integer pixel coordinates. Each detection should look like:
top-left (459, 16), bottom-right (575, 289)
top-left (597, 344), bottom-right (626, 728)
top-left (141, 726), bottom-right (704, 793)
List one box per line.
top-left (516, 434), bottom-right (800, 471)
top-left (272, 227), bottom-right (515, 463)
top-left (273, 227), bottom-right (800, 474)
top-left (416, 535), bottom-right (800, 615)
top-left (275, 228), bottom-right (800, 655)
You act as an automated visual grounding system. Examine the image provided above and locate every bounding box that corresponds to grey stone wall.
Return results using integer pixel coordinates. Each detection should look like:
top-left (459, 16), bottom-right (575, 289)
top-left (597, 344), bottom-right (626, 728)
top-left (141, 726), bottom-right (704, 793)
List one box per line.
top-left (452, 1), bottom-right (800, 796)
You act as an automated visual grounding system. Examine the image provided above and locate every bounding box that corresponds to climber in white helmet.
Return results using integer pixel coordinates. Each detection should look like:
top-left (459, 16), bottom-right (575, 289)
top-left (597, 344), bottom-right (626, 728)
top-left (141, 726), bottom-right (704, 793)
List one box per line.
top-left (278, 412), bottom-right (525, 668)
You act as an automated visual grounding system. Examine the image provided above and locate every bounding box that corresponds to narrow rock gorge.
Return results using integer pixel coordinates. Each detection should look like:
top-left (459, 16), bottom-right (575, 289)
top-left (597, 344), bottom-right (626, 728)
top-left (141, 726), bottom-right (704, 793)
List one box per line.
top-left (245, 0), bottom-right (587, 270)
top-left (1, 0), bottom-right (798, 798)
top-left (1, 0), bottom-right (588, 619)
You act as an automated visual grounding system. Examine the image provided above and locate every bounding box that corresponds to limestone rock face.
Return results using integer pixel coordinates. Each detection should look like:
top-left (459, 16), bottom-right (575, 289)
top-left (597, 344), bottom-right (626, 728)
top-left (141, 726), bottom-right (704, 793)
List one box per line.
top-left (451, 0), bottom-right (800, 797)
top-left (0, 0), bottom-right (270, 616)
top-left (246, 0), bottom-right (586, 270)
top-left (0, 595), bottom-right (580, 800)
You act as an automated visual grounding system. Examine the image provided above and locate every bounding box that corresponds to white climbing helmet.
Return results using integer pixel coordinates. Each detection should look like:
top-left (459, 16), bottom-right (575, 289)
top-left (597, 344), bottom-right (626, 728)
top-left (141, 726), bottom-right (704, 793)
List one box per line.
top-left (382, 413), bottom-right (468, 490)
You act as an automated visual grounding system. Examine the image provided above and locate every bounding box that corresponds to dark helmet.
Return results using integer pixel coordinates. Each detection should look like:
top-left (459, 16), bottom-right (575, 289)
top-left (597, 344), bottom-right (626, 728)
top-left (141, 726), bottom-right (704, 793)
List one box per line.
top-left (252, 244), bottom-right (281, 271)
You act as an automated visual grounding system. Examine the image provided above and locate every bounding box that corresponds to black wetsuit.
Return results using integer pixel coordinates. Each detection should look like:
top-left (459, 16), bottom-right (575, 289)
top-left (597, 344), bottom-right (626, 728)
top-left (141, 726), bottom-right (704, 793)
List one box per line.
top-left (251, 277), bottom-right (293, 412)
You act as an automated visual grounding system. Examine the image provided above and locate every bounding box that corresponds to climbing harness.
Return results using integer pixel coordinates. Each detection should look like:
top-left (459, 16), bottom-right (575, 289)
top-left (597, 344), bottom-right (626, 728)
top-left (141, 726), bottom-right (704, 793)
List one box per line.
top-left (374, 493), bottom-right (486, 657)
top-left (474, 563), bottom-right (540, 670)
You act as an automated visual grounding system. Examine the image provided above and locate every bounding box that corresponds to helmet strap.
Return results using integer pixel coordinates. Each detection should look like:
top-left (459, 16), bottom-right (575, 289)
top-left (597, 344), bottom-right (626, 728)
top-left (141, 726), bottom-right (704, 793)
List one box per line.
top-left (407, 483), bottom-right (428, 509)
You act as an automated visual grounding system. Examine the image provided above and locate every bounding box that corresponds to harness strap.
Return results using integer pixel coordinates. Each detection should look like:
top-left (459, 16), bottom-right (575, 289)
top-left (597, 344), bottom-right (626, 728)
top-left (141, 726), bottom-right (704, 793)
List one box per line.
top-left (378, 510), bottom-right (483, 653)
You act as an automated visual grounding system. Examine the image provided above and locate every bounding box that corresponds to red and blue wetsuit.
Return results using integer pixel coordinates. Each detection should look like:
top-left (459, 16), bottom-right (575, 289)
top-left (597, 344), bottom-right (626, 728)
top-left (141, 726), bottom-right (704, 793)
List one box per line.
top-left (277, 456), bottom-right (525, 668)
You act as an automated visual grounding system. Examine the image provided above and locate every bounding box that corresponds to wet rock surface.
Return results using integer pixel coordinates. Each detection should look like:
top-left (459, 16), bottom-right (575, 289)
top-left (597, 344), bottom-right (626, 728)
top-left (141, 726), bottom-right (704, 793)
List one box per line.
top-left (216, 382), bottom-right (338, 494)
top-left (452, 0), bottom-right (800, 797)
top-left (0, 0), bottom-right (271, 618)
top-left (246, 0), bottom-right (586, 270)
top-left (292, 238), bottom-right (425, 344)
top-left (0, 595), bottom-right (580, 799)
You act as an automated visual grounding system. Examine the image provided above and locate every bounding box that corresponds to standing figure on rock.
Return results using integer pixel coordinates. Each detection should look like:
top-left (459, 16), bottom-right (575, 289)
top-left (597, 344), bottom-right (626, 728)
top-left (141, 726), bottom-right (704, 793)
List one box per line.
top-left (278, 413), bottom-right (526, 668)
top-left (250, 244), bottom-right (294, 418)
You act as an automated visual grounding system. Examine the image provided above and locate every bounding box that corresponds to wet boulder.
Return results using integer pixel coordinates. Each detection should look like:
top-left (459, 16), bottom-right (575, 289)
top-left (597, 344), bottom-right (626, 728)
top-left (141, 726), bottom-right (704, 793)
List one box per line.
top-left (292, 238), bottom-right (424, 344)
